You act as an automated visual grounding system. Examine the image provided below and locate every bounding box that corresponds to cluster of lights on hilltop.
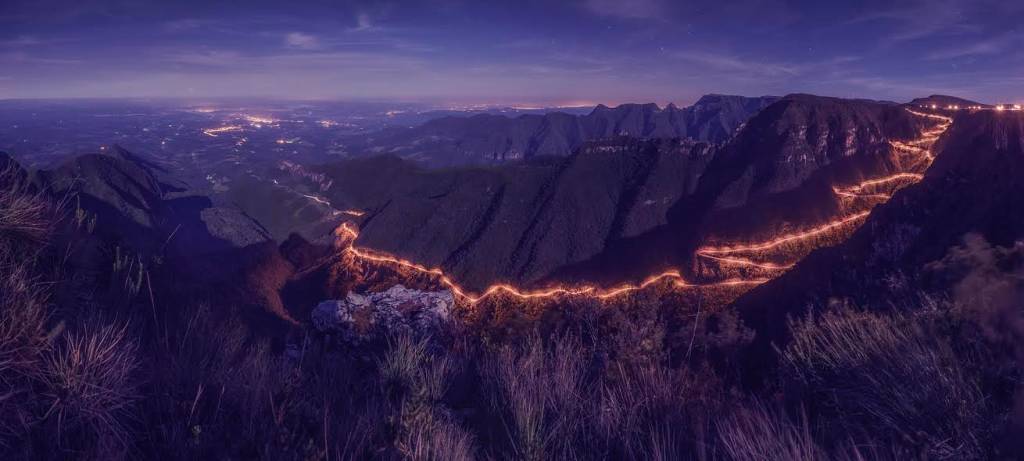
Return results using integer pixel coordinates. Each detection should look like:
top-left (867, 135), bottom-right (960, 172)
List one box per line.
top-left (922, 103), bottom-right (1023, 111)
top-left (327, 106), bottom-right (954, 304)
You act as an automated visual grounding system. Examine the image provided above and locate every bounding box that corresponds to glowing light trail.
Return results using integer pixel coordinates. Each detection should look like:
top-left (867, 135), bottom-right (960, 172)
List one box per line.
top-left (832, 173), bottom-right (923, 199)
top-left (698, 211), bottom-right (872, 255)
top-left (697, 253), bottom-right (795, 270)
top-left (335, 223), bottom-right (766, 304)
top-left (302, 194), bottom-right (332, 206)
top-left (331, 106), bottom-right (954, 304)
top-left (694, 107), bottom-right (951, 273)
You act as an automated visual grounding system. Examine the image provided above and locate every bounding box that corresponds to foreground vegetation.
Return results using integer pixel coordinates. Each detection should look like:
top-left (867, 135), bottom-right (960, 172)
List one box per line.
top-left (1, 164), bottom-right (1021, 460)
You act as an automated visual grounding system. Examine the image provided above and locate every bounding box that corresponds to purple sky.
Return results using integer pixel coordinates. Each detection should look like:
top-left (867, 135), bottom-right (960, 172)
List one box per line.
top-left (1, 0), bottom-right (1022, 105)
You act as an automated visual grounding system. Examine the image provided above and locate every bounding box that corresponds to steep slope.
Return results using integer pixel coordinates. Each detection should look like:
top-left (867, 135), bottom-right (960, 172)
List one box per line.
top-left (292, 94), bottom-right (949, 304)
top-left (33, 145), bottom-right (272, 278)
top-left (312, 138), bottom-right (717, 290)
top-left (550, 94), bottom-right (940, 288)
top-left (731, 109), bottom-right (1024, 380)
top-left (343, 95), bottom-right (777, 166)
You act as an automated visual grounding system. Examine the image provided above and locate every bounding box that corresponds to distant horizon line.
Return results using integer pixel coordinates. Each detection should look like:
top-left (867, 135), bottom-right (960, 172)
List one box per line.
top-left (0, 92), bottom-right (1014, 108)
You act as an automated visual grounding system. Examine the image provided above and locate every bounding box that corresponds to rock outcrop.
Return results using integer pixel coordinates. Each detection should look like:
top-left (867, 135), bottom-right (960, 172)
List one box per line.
top-left (312, 285), bottom-right (455, 344)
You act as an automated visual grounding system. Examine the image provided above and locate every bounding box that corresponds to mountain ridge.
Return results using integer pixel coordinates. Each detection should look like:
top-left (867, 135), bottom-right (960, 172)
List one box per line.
top-left (342, 94), bottom-right (778, 166)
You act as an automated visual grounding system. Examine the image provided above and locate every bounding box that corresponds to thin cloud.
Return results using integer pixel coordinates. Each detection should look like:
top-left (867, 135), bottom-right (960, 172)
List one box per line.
top-left (583, 0), bottom-right (665, 20)
top-left (162, 19), bottom-right (207, 32)
top-left (285, 32), bottom-right (319, 49)
top-left (0, 51), bottom-right (80, 65)
top-left (849, 0), bottom-right (1013, 44)
top-left (671, 51), bottom-right (799, 77)
top-left (0, 35), bottom-right (47, 47)
top-left (351, 13), bottom-right (378, 32)
top-left (161, 47), bottom-right (427, 74)
top-left (926, 33), bottom-right (1022, 60)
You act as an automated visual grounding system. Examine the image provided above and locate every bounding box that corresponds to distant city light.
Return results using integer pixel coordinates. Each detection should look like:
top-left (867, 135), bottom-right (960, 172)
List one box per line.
top-left (202, 125), bottom-right (242, 137)
top-left (243, 115), bottom-right (276, 125)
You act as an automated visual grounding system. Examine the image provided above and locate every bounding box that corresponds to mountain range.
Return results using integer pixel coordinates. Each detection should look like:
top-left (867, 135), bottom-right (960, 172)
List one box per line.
top-left (3, 92), bottom-right (1021, 458)
top-left (341, 94), bottom-right (778, 166)
top-left (293, 94), bottom-right (942, 296)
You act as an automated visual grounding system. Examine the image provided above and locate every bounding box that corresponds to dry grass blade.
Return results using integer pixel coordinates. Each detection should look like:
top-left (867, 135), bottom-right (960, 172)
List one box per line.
top-left (41, 321), bottom-right (140, 451)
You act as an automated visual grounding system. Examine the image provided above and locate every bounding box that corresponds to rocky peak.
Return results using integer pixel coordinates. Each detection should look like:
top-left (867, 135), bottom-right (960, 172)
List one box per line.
top-left (311, 285), bottom-right (455, 344)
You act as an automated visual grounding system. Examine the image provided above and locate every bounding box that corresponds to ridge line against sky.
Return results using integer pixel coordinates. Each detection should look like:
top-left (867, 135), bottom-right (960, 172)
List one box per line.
top-left (0, 0), bottom-right (1022, 105)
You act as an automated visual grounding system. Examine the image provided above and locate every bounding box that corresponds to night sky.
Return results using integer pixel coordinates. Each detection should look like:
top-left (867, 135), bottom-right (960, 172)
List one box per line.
top-left (1, 0), bottom-right (1022, 105)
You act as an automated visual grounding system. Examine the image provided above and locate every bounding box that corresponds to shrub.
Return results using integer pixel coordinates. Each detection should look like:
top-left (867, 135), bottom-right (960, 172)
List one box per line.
top-left (482, 334), bottom-right (588, 460)
top-left (596, 363), bottom-right (693, 458)
top-left (0, 164), bottom-right (55, 446)
top-left (40, 321), bottom-right (140, 456)
top-left (0, 162), bottom-right (53, 252)
top-left (782, 308), bottom-right (987, 459)
top-left (397, 410), bottom-right (475, 461)
top-left (0, 251), bottom-right (52, 445)
top-left (717, 402), bottom-right (824, 461)
top-left (379, 334), bottom-right (473, 459)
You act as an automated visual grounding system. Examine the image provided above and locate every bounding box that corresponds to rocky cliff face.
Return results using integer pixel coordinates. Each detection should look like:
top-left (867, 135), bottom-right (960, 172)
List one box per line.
top-left (550, 94), bottom-right (937, 286)
top-left (314, 138), bottom-right (717, 290)
top-left (684, 94), bottom-right (929, 239)
top-left (730, 109), bottom-right (1024, 380)
top-left (342, 94), bottom-right (777, 166)
top-left (301, 94), bottom-right (948, 294)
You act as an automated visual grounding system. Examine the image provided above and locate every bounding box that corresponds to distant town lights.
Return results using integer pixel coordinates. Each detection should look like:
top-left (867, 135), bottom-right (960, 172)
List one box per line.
top-left (243, 115), bottom-right (276, 124)
top-left (202, 125), bottom-right (242, 137)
